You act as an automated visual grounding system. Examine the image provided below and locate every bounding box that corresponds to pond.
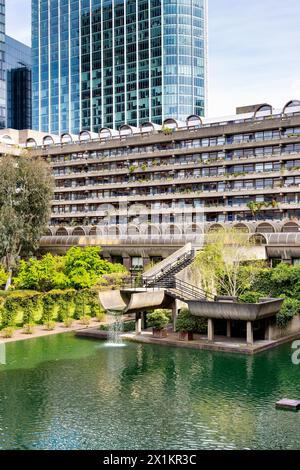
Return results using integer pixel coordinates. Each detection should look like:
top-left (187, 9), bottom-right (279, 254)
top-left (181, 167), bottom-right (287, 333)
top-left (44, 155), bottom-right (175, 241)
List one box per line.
top-left (0, 333), bottom-right (299, 450)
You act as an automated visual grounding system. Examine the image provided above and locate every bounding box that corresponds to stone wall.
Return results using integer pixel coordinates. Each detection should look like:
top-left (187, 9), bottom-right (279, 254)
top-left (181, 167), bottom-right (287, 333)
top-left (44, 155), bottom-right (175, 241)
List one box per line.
top-left (268, 315), bottom-right (300, 340)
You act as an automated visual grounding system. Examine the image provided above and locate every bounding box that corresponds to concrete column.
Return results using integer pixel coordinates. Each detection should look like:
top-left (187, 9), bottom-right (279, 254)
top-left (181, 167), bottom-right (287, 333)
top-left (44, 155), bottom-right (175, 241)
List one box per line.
top-left (226, 320), bottom-right (231, 338)
top-left (123, 256), bottom-right (131, 271)
top-left (208, 318), bottom-right (214, 342)
top-left (172, 301), bottom-right (179, 332)
top-left (143, 257), bottom-right (150, 269)
top-left (142, 312), bottom-right (147, 330)
top-left (136, 313), bottom-right (142, 335)
top-left (246, 321), bottom-right (253, 346)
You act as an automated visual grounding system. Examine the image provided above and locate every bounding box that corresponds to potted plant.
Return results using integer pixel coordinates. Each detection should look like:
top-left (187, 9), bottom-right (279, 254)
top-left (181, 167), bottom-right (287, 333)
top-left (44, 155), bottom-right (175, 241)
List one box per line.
top-left (175, 309), bottom-right (196, 341)
top-left (147, 309), bottom-right (170, 338)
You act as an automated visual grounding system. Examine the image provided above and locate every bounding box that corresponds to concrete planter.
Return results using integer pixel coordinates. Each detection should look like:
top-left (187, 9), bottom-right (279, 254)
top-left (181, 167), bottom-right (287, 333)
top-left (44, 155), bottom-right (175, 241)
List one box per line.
top-left (178, 331), bottom-right (194, 341)
top-left (153, 328), bottom-right (168, 338)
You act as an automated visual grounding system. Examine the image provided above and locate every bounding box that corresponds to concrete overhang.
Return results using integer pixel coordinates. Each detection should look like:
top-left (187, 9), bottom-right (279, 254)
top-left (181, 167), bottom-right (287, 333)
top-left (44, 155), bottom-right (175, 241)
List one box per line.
top-left (188, 298), bottom-right (283, 322)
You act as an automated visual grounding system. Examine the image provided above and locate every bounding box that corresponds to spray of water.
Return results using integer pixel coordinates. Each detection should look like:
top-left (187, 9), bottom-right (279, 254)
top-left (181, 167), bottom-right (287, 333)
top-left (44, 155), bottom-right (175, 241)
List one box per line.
top-left (105, 310), bottom-right (126, 347)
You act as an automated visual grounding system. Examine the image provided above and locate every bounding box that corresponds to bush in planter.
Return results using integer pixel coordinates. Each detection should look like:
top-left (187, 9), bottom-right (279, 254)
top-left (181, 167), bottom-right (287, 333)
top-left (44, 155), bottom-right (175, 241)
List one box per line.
top-left (239, 291), bottom-right (265, 304)
top-left (147, 309), bottom-right (170, 337)
top-left (175, 309), bottom-right (197, 340)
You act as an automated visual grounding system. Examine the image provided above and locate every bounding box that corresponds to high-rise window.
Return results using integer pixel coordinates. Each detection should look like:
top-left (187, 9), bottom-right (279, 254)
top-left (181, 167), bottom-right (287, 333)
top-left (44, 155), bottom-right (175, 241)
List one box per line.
top-left (32, 0), bottom-right (207, 135)
top-left (0, 0), bottom-right (6, 129)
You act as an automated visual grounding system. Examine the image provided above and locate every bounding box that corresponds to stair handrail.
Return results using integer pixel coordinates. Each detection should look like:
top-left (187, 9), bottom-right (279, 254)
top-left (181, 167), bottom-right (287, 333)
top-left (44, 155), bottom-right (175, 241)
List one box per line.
top-left (142, 243), bottom-right (193, 281)
top-left (143, 273), bottom-right (215, 301)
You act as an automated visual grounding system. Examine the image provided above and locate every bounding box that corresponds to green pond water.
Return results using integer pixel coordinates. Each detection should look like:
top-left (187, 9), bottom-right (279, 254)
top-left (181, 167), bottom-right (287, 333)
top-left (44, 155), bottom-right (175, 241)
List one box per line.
top-left (0, 333), bottom-right (299, 450)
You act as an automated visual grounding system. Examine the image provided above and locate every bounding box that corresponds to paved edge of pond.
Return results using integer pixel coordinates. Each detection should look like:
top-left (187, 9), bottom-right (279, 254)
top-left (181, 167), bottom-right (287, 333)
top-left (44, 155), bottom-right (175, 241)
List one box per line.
top-left (76, 327), bottom-right (300, 355)
top-left (0, 320), bottom-right (105, 344)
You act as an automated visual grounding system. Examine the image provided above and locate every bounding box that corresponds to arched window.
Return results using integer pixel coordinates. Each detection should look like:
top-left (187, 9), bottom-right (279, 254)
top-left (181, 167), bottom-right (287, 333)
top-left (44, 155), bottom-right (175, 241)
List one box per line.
top-left (283, 100), bottom-right (300, 114)
top-left (119, 124), bottom-right (138, 137)
top-left (256, 223), bottom-right (275, 234)
top-left (233, 223), bottom-right (250, 233)
top-left (79, 130), bottom-right (92, 142)
top-left (43, 135), bottom-right (55, 146)
top-left (162, 118), bottom-right (179, 130)
top-left (55, 227), bottom-right (68, 236)
top-left (61, 133), bottom-right (73, 145)
top-left (281, 222), bottom-right (300, 233)
top-left (186, 115), bottom-right (203, 129)
top-left (26, 138), bottom-right (38, 149)
top-left (140, 122), bottom-right (155, 134)
top-left (99, 128), bottom-right (112, 141)
top-left (0, 135), bottom-right (14, 145)
top-left (250, 234), bottom-right (267, 245)
top-left (253, 104), bottom-right (273, 119)
top-left (72, 227), bottom-right (86, 236)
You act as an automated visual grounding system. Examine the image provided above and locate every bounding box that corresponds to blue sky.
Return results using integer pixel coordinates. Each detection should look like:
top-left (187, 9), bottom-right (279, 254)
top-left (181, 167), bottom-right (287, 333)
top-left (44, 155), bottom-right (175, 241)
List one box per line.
top-left (6, 0), bottom-right (300, 117)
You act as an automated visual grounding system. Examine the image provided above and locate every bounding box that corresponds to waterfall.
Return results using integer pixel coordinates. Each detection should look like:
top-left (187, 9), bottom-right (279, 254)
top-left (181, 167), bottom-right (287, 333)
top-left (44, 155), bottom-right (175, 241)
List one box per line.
top-left (106, 310), bottom-right (125, 347)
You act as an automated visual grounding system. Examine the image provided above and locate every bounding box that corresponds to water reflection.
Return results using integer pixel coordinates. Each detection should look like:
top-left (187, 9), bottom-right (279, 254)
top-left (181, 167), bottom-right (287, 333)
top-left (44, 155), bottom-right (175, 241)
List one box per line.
top-left (0, 334), bottom-right (299, 450)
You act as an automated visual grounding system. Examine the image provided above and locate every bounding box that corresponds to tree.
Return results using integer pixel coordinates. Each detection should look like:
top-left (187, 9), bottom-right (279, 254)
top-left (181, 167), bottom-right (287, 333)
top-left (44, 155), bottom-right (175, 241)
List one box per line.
top-left (0, 156), bottom-right (53, 289)
top-left (193, 228), bottom-right (258, 298)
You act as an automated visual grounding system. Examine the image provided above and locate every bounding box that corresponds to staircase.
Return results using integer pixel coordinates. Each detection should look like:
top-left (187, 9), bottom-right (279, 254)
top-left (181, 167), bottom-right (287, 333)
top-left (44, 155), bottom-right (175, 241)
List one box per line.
top-left (142, 244), bottom-right (214, 302)
top-left (146, 275), bottom-right (213, 301)
top-left (142, 243), bottom-right (196, 287)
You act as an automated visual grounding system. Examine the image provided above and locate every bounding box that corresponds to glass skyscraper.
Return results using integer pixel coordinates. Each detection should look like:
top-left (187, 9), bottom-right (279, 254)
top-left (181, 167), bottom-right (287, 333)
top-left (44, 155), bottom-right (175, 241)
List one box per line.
top-left (0, 0), bottom-right (5, 129)
top-left (32, 0), bottom-right (207, 135)
top-left (6, 36), bottom-right (32, 129)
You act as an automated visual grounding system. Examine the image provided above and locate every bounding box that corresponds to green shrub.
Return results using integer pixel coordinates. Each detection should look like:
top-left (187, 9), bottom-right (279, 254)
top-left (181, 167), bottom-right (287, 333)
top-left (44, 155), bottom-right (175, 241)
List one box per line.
top-left (80, 315), bottom-right (91, 326)
top-left (176, 309), bottom-right (197, 333)
top-left (23, 323), bottom-right (35, 334)
top-left (63, 317), bottom-right (74, 328)
top-left (147, 309), bottom-right (169, 330)
top-left (13, 247), bottom-right (128, 291)
top-left (239, 291), bottom-right (264, 304)
top-left (99, 324), bottom-right (110, 331)
top-left (41, 293), bottom-right (56, 323)
top-left (44, 320), bottom-right (56, 331)
top-left (123, 320), bottom-right (135, 332)
top-left (1, 326), bottom-right (14, 338)
top-left (276, 298), bottom-right (300, 328)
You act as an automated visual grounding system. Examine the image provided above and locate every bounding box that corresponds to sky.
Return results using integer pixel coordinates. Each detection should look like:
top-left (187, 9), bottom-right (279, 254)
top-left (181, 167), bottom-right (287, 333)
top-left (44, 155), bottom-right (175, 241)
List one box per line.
top-left (5, 0), bottom-right (300, 118)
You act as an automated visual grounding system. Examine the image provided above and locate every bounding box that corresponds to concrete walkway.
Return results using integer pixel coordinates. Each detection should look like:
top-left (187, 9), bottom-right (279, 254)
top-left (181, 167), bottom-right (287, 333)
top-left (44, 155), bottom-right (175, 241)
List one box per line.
top-left (76, 327), bottom-right (300, 355)
top-left (0, 319), bottom-right (104, 344)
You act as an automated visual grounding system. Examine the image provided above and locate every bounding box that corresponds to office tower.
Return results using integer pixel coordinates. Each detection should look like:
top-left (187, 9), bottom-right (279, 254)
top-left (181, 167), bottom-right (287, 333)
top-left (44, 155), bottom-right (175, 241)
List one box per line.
top-left (32, 0), bottom-right (207, 135)
top-left (6, 36), bottom-right (32, 129)
top-left (0, 0), bottom-right (5, 128)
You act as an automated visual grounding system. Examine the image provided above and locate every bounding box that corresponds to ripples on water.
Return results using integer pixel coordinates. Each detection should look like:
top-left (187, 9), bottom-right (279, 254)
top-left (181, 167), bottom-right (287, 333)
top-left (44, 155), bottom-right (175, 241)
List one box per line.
top-left (0, 333), bottom-right (299, 450)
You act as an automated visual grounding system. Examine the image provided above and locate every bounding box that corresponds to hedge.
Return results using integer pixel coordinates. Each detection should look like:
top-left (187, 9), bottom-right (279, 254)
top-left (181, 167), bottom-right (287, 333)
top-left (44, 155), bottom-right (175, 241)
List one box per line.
top-left (0, 288), bottom-right (105, 329)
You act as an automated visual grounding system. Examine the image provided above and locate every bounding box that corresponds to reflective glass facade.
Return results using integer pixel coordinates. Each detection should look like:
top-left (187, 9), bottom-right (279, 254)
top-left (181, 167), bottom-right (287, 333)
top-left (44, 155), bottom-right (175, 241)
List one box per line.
top-left (0, 0), bottom-right (5, 129)
top-left (6, 36), bottom-right (32, 129)
top-left (32, 0), bottom-right (207, 135)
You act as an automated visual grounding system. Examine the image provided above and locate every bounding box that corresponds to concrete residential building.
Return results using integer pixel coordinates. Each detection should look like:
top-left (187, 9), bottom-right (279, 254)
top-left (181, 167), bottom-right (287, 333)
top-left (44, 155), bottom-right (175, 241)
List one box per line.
top-left (32, 0), bottom-right (207, 136)
top-left (2, 101), bottom-right (300, 270)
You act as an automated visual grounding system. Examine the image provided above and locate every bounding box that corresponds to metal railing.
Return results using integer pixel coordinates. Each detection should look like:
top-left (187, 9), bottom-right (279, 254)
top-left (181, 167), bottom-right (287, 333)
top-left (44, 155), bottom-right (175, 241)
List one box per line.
top-left (143, 274), bottom-right (215, 301)
top-left (143, 243), bottom-right (194, 280)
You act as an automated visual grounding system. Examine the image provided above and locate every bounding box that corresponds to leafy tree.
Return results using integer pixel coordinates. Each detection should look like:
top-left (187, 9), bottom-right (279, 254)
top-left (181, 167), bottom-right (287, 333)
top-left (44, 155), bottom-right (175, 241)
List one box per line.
top-left (193, 228), bottom-right (258, 297)
top-left (0, 156), bottom-right (53, 289)
top-left (14, 253), bottom-right (68, 291)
